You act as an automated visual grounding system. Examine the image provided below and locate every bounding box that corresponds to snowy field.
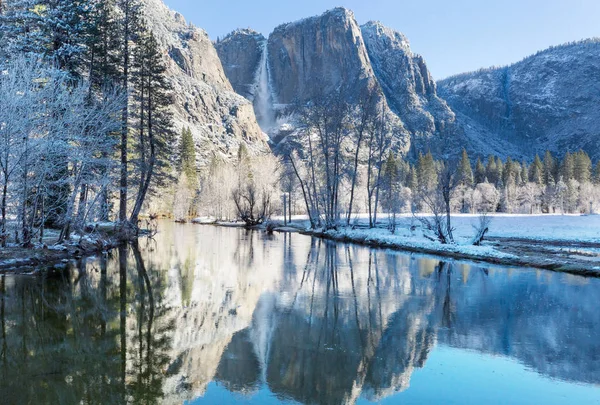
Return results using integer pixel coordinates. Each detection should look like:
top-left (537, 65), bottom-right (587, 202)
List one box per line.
top-left (397, 214), bottom-right (600, 243)
top-left (196, 213), bottom-right (600, 244)
top-left (269, 214), bottom-right (600, 244)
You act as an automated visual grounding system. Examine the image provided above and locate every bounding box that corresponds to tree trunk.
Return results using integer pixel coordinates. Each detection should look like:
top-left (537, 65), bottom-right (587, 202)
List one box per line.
top-left (347, 134), bottom-right (363, 225)
top-left (119, 5), bottom-right (130, 225)
top-left (130, 82), bottom-right (155, 225)
top-left (1, 179), bottom-right (7, 248)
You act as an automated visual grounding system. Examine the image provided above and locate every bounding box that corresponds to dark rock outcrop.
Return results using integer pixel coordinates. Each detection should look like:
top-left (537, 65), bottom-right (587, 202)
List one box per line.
top-left (267, 8), bottom-right (375, 106)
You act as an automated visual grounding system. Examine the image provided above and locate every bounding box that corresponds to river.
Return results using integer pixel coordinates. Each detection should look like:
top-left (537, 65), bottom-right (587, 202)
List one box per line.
top-left (1, 222), bottom-right (599, 404)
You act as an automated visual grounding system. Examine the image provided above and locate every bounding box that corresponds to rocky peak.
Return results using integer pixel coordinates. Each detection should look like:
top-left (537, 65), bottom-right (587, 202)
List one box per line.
top-left (360, 21), bottom-right (455, 148)
top-left (438, 39), bottom-right (600, 159)
top-left (267, 7), bottom-right (375, 106)
top-left (213, 7), bottom-right (463, 156)
top-left (361, 21), bottom-right (411, 54)
top-left (215, 29), bottom-right (266, 100)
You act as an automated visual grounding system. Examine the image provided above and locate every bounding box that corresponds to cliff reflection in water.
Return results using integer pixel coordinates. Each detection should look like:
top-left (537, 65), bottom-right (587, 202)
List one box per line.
top-left (1, 223), bottom-right (599, 404)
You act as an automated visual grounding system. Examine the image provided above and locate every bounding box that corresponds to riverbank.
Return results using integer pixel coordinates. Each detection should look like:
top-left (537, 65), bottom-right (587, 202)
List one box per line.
top-left (193, 214), bottom-right (600, 277)
top-left (301, 227), bottom-right (600, 277)
top-left (0, 223), bottom-right (135, 274)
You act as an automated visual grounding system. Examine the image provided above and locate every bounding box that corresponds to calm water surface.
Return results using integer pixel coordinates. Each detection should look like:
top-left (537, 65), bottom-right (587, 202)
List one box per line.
top-left (1, 222), bottom-right (599, 404)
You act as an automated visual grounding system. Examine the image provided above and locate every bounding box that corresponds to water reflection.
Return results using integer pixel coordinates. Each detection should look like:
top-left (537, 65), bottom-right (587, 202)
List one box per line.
top-left (0, 223), bottom-right (599, 404)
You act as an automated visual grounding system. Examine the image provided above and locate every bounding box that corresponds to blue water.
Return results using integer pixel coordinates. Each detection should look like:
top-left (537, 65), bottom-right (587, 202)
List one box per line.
top-left (1, 223), bottom-right (599, 404)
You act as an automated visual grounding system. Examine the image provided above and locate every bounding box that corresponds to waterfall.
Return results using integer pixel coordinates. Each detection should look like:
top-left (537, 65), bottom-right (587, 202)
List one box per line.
top-left (253, 40), bottom-right (275, 133)
top-left (250, 294), bottom-right (277, 384)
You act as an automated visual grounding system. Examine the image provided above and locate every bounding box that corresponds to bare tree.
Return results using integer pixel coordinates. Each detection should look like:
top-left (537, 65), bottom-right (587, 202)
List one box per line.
top-left (366, 104), bottom-right (394, 228)
top-left (298, 91), bottom-right (351, 229)
top-left (347, 86), bottom-right (379, 225)
top-left (471, 213), bottom-right (492, 246)
top-left (232, 153), bottom-right (281, 227)
top-left (416, 161), bottom-right (460, 244)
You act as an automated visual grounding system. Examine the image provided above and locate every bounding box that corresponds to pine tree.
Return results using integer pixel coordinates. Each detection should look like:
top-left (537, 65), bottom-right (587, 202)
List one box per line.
top-left (407, 165), bottom-right (418, 190)
top-left (179, 127), bottom-right (198, 189)
top-left (593, 162), bottom-right (600, 185)
top-left (520, 160), bottom-right (529, 185)
top-left (130, 29), bottom-right (174, 224)
top-left (485, 155), bottom-right (497, 185)
top-left (503, 157), bottom-right (514, 185)
top-left (573, 150), bottom-right (592, 183)
top-left (0, 0), bottom-right (90, 77)
top-left (457, 148), bottom-right (473, 187)
top-left (381, 152), bottom-right (399, 213)
top-left (494, 156), bottom-right (504, 188)
top-left (542, 150), bottom-right (556, 185)
top-left (417, 152), bottom-right (437, 191)
top-left (38, 0), bottom-right (90, 77)
top-left (560, 152), bottom-right (574, 181)
top-left (396, 156), bottom-right (410, 186)
top-left (87, 0), bottom-right (120, 90)
top-left (529, 154), bottom-right (543, 184)
top-left (0, 0), bottom-right (44, 57)
top-left (117, 0), bottom-right (143, 225)
top-left (475, 157), bottom-right (486, 184)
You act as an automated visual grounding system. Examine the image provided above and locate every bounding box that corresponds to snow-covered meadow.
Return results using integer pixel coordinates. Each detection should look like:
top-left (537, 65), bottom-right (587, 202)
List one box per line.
top-left (271, 213), bottom-right (600, 244)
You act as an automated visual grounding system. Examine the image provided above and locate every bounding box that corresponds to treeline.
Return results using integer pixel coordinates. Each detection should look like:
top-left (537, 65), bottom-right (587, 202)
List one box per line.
top-left (193, 86), bottom-right (600, 236)
top-left (385, 148), bottom-right (599, 215)
top-left (0, 0), bottom-right (174, 246)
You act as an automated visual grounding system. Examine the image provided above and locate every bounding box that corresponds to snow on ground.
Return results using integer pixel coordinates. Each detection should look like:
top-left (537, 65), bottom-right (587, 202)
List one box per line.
top-left (321, 226), bottom-right (515, 261)
top-left (272, 213), bottom-right (600, 244)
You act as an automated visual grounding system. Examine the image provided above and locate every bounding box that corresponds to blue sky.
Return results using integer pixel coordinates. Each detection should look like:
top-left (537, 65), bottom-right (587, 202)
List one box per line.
top-left (163, 0), bottom-right (600, 79)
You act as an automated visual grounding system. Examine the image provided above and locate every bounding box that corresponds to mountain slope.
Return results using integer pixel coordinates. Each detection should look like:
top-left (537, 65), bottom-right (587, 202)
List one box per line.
top-left (438, 39), bottom-right (600, 159)
top-left (141, 0), bottom-right (268, 166)
top-left (360, 21), bottom-right (456, 145)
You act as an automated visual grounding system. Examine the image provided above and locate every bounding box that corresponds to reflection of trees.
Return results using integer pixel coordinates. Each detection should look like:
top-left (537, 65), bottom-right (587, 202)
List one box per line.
top-left (2, 226), bottom-right (600, 405)
top-left (127, 242), bottom-right (173, 405)
top-left (437, 266), bottom-right (600, 385)
top-left (217, 240), bottom-right (439, 405)
top-left (0, 243), bottom-right (173, 405)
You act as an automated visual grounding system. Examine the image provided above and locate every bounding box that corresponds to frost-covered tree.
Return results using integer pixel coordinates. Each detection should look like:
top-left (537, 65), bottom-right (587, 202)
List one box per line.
top-left (232, 151), bottom-right (281, 226)
top-left (0, 56), bottom-right (123, 246)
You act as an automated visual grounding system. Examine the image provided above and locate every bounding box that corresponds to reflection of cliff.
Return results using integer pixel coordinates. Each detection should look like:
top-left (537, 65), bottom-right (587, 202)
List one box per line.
top-left (2, 225), bottom-right (600, 405)
top-left (141, 224), bottom-right (285, 404)
top-left (437, 267), bottom-right (600, 385)
top-left (216, 243), bottom-right (440, 405)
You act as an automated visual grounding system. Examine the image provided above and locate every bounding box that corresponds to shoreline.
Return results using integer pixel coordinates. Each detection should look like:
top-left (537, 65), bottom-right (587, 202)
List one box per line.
top-left (0, 239), bottom-right (123, 274)
top-left (299, 228), bottom-right (600, 278)
top-left (0, 223), bottom-right (155, 274)
top-left (192, 220), bottom-right (600, 278)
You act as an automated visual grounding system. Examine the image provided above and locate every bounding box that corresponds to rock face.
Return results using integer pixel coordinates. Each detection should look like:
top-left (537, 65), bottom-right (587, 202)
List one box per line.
top-left (267, 8), bottom-right (374, 106)
top-left (215, 29), bottom-right (266, 100)
top-left (360, 21), bottom-right (455, 141)
top-left (140, 0), bottom-right (268, 166)
top-left (216, 8), bottom-right (461, 155)
top-left (438, 40), bottom-right (600, 159)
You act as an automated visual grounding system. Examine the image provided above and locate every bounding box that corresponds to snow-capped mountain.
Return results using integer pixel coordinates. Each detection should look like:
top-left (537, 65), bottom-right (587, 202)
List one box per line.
top-left (216, 8), bottom-right (457, 155)
top-left (146, 0), bottom-right (600, 161)
top-left (438, 40), bottom-right (600, 159)
top-left (140, 0), bottom-right (269, 166)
